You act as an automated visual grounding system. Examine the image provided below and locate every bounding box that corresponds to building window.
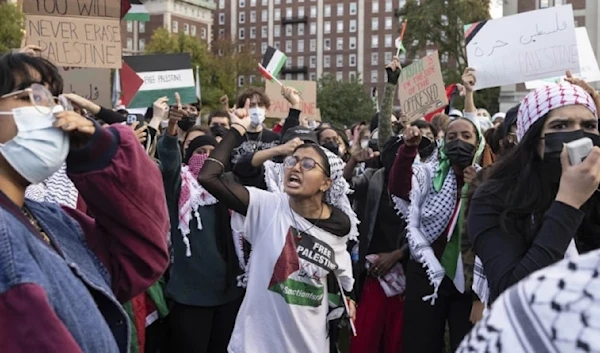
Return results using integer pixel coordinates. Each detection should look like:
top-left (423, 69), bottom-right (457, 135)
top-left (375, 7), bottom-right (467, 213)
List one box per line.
top-left (371, 70), bottom-right (378, 83)
top-left (139, 38), bottom-right (145, 51)
top-left (172, 21), bottom-right (178, 33)
top-left (371, 35), bottom-right (378, 48)
top-left (218, 28), bottom-right (225, 37)
top-left (262, 26), bottom-right (268, 37)
top-left (139, 22), bottom-right (145, 33)
top-left (350, 2), bottom-right (357, 15)
top-left (336, 38), bottom-right (343, 50)
top-left (325, 21), bottom-right (331, 34)
top-left (298, 40), bottom-right (304, 52)
top-left (127, 37), bottom-right (132, 50)
top-left (337, 21), bottom-right (343, 32)
top-left (385, 0), bottom-right (392, 12)
top-left (261, 42), bottom-right (268, 53)
top-left (336, 55), bottom-right (343, 66)
top-left (298, 23), bottom-right (305, 35)
top-left (298, 73), bottom-right (304, 80)
top-left (286, 25), bottom-right (293, 36)
top-left (310, 39), bottom-right (316, 51)
top-left (286, 56), bottom-right (292, 68)
top-left (285, 73), bottom-right (292, 80)
top-left (238, 76), bottom-right (245, 87)
top-left (310, 23), bottom-right (317, 35)
top-left (250, 11), bottom-right (256, 23)
top-left (372, 18), bottom-right (379, 31)
top-left (219, 13), bottom-right (225, 24)
top-left (310, 73), bottom-right (317, 81)
top-left (286, 40), bottom-right (292, 52)
top-left (336, 72), bottom-right (343, 81)
top-left (262, 9), bottom-right (268, 21)
top-left (239, 0), bottom-right (245, 7)
top-left (298, 56), bottom-right (304, 67)
top-left (371, 52), bottom-right (378, 65)
top-left (126, 20), bottom-right (133, 32)
top-left (299, 7), bottom-right (305, 17)
top-left (349, 71), bottom-right (356, 81)
top-left (384, 52), bottom-right (392, 63)
top-left (190, 25), bottom-right (196, 36)
top-left (539, 0), bottom-right (550, 7)
top-left (384, 34), bottom-right (392, 47)
top-left (286, 8), bottom-right (292, 18)
top-left (349, 37), bottom-right (356, 49)
top-left (372, 1), bottom-right (379, 13)
top-left (349, 20), bottom-right (356, 32)
top-left (219, 0), bottom-right (225, 8)
top-left (337, 3), bottom-right (343, 16)
top-left (324, 39), bottom-right (331, 50)
top-left (324, 4), bottom-right (331, 17)
top-left (251, 0), bottom-right (256, 6)
top-left (239, 28), bottom-right (245, 39)
top-left (274, 41), bottom-right (280, 49)
top-left (183, 23), bottom-right (189, 35)
top-left (250, 28), bottom-right (256, 38)
top-left (274, 0), bottom-right (280, 3)
top-left (239, 13), bottom-right (245, 23)
top-left (324, 55), bottom-right (330, 68)
top-left (385, 17), bottom-right (392, 30)
top-left (274, 25), bottom-right (281, 37)
top-left (310, 56), bottom-right (316, 68)
top-left (275, 9), bottom-right (280, 20)
top-left (310, 5), bottom-right (317, 17)
top-left (262, 0), bottom-right (268, 4)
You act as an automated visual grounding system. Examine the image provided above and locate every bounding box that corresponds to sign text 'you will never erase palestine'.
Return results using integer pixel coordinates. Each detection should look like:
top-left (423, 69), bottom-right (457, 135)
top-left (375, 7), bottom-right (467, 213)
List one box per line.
top-left (24, 0), bottom-right (121, 18)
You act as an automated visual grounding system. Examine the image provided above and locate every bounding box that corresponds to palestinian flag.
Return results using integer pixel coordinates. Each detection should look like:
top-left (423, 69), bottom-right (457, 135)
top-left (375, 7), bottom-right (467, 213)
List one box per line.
top-left (258, 46), bottom-right (287, 82)
top-left (121, 53), bottom-right (196, 109)
top-left (123, 0), bottom-right (149, 22)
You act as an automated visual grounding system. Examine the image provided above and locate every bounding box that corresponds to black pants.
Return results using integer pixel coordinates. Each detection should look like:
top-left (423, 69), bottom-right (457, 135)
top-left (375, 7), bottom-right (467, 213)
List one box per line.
top-left (403, 260), bottom-right (473, 353)
top-left (167, 297), bottom-right (243, 353)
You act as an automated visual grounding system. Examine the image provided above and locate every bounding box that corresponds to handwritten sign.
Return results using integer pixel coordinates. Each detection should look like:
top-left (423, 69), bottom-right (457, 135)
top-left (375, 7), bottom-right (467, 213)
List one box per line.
top-left (25, 15), bottom-right (121, 68)
top-left (265, 80), bottom-right (317, 119)
top-left (59, 67), bottom-right (111, 107)
top-left (465, 4), bottom-right (579, 90)
top-left (23, 0), bottom-right (121, 18)
top-left (398, 51), bottom-right (448, 122)
top-left (525, 28), bottom-right (600, 89)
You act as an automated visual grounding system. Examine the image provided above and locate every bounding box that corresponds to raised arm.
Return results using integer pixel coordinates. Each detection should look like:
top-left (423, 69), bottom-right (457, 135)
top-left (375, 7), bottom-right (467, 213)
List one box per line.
top-left (388, 126), bottom-right (420, 200)
top-left (379, 56), bottom-right (401, 150)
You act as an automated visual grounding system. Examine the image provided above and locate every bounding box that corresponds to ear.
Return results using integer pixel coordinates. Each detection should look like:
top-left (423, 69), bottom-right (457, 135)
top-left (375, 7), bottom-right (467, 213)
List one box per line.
top-left (320, 178), bottom-right (332, 193)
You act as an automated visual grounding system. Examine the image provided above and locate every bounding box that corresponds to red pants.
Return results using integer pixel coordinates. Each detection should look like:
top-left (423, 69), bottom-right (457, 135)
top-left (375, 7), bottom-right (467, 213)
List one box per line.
top-left (350, 277), bottom-right (404, 353)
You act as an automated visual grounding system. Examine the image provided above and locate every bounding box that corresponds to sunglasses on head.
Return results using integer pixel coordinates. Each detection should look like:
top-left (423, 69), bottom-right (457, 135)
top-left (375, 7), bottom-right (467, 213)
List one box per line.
top-left (284, 155), bottom-right (329, 176)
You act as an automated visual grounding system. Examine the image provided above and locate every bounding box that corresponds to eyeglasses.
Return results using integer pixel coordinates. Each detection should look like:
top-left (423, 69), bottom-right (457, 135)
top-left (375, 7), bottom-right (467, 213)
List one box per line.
top-left (0, 83), bottom-right (66, 114)
top-left (283, 155), bottom-right (329, 176)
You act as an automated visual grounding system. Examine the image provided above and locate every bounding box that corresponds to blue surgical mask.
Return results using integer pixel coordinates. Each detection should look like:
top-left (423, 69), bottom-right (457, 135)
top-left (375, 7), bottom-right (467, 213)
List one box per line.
top-left (249, 107), bottom-right (266, 127)
top-left (0, 106), bottom-right (70, 184)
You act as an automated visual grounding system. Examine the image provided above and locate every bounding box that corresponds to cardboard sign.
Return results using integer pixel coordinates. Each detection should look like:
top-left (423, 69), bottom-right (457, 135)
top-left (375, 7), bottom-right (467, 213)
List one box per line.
top-left (23, 0), bottom-right (121, 18)
top-left (59, 67), bottom-right (111, 107)
top-left (465, 4), bottom-right (579, 90)
top-left (25, 15), bottom-right (122, 68)
top-left (526, 28), bottom-right (600, 89)
top-left (265, 80), bottom-right (317, 119)
top-left (398, 51), bottom-right (448, 122)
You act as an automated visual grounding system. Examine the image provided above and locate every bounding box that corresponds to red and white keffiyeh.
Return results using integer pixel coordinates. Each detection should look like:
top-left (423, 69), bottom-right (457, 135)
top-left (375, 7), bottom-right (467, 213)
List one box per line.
top-left (517, 83), bottom-right (597, 141)
top-left (178, 153), bottom-right (217, 257)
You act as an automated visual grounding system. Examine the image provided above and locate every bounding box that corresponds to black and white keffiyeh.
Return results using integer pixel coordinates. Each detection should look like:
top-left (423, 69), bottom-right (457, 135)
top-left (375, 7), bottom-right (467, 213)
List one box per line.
top-left (458, 249), bottom-right (600, 353)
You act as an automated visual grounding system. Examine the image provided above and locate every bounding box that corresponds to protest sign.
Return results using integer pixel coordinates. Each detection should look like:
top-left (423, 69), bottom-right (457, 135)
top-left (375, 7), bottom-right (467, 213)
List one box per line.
top-left (265, 80), bottom-right (318, 119)
top-left (398, 51), bottom-right (448, 122)
top-left (464, 4), bottom-right (579, 90)
top-left (59, 67), bottom-right (111, 107)
top-left (121, 53), bottom-right (196, 109)
top-left (23, 0), bottom-right (121, 18)
top-left (25, 15), bottom-right (121, 68)
top-left (525, 27), bottom-right (600, 89)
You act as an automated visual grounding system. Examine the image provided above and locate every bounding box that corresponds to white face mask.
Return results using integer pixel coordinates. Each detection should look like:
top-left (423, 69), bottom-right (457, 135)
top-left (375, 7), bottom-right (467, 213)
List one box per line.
top-left (249, 107), bottom-right (266, 127)
top-left (360, 139), bottom-right (369, 149)
top-left (0, 106), bottom-right (70, 184)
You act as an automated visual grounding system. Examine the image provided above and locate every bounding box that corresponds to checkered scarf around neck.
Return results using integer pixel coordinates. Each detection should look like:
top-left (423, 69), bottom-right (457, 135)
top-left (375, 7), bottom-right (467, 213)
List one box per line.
top-left (25, 163), bottom-right (78, 209)
top-left (178, 153), bottom-right (217, 257)
top-left (516, 83), bottom-right (598, 141)
top-left (457, 249), bottom-right (600, 353)
top-left (263, 146), bottom-right (359, 241)
top-left (392, 117), bottom-right (485, 304)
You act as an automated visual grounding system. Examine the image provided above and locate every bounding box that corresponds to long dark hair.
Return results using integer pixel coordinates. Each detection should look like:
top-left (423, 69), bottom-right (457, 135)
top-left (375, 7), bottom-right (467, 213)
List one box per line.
top-left (474, 116), bottom-right (555, 242)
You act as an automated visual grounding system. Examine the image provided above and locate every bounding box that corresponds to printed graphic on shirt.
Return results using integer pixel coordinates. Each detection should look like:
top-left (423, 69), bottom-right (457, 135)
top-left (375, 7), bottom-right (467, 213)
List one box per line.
top-left (268, 227), bottom-right (337, 307)
top-left (231, 140), bottom-right (279, 164)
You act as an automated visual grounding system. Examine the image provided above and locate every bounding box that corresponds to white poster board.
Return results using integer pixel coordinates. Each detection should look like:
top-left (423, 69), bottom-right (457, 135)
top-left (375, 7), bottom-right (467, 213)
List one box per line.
top-left (465, 4), bottom-right (579, 90)
top-left (525, 28), bottom-right (600, 89)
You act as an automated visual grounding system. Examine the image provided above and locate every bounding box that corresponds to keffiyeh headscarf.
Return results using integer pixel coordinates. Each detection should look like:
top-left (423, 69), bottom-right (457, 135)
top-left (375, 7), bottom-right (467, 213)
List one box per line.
top-left (458, 249), bottom-right (600, 353)
top-left (517, 83), bottom-right (597, 141)
top-left (263, 146), bottom-right (359, 241)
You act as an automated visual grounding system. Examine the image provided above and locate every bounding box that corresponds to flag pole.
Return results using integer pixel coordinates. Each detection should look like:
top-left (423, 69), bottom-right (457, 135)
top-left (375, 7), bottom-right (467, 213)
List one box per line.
top-left (396, 20), bottom-right (408, 57)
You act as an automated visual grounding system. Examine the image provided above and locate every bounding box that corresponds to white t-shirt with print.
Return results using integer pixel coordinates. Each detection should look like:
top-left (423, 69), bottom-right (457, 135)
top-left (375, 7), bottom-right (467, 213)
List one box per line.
top-left (228, 187), bottom-right (354, 353)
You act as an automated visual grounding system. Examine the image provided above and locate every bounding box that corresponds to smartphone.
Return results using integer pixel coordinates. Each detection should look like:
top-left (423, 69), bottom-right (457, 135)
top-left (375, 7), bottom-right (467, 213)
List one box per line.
top-left (126, 114), bottom-right (138, 125)
top-left (566, 137), bottom-right (593, 165)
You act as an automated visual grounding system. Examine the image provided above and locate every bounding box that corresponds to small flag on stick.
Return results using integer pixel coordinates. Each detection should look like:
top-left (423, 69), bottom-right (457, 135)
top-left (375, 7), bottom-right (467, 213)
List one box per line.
top-left (395, 20), bottom-right (408, 57)
top-left (258, 46), bottom-right (287, 86)
top-left (195, 65), bottom-right (202, 104)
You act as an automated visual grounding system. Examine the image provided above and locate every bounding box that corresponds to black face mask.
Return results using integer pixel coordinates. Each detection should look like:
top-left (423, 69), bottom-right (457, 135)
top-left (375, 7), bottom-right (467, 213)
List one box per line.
top-left (445, 139), bottom-right (476, 170)
top-left (178, 116), bottom-right (195, 132)
top-left (419, 137), bottom-right (435, 160)
top-left (322, 141), bottom-right (340, 156)
top-left (210, 124), bottom-right (228, 138)
top-left (542, 130), bottom-right (600, 183)
top-left (368, 139), bottom-right (379, 152)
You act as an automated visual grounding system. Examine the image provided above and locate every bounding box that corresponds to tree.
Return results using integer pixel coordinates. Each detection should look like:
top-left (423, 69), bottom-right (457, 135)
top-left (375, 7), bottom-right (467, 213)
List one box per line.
top-left (0, 3), bottom-right (24, 53)
top-left (146, 29), bottom-right (259, 111)
top-left (317, 74), bottom-right (376, 128)
top-left (397, 0), bottom-right (500, 113)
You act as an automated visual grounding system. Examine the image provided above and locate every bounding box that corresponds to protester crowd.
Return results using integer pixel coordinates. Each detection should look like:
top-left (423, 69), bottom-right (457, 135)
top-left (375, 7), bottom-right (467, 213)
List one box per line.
top-left (3, 40), bottom-right (600, 353)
